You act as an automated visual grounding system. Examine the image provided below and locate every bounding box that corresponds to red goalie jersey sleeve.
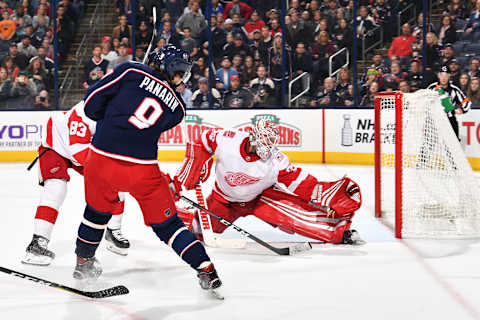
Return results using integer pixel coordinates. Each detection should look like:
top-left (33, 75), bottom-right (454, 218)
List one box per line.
top-left (176, 128), bottom-right (218, 189)
top-left (277, 160), bottom-right (319, 202)
top-left (42, 101), bottom-right (96, 167)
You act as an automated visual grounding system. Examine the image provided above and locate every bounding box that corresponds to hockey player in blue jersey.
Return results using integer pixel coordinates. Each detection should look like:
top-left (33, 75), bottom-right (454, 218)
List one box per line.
top-left (73, 45), bottom-right (222, 295)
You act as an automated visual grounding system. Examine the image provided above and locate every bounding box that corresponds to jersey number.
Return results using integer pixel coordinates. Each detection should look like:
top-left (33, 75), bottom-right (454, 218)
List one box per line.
top-left (69, 121), bottom-right (87, 137)
top-left (128, 97), bottom-right (163, 129)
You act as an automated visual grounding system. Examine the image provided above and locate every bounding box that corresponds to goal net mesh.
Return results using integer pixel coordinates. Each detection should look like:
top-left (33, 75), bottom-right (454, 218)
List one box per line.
top-left (378, 89), bottom-right (480, 238)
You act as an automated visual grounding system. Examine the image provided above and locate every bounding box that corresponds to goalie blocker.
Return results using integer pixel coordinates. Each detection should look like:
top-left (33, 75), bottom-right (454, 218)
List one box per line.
top-left (175, 122), bottom-right (363, 244)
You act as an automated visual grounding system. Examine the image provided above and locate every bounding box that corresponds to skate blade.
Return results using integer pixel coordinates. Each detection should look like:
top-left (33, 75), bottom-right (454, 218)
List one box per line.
top-left (106, 243), bottom-right (128, 256)
top-left (21, 252), bottom-right (52, 266)
top-left (209, 288), bottom-right (224, 300)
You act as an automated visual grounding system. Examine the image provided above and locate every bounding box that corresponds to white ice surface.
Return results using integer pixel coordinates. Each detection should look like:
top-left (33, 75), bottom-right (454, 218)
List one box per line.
top-left (1, 162), bottom-right (480, 320)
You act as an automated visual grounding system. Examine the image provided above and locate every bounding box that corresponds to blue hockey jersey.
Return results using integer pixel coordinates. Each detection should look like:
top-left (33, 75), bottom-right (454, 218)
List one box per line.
top-left (83, 61), bottom-right (186, 163)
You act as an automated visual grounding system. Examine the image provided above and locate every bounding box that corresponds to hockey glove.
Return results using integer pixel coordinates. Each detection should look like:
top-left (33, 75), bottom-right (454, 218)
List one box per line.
top-left (310, 177), bottom-right (362, 215)
top-left (165, 173), bottom-right (182, 201)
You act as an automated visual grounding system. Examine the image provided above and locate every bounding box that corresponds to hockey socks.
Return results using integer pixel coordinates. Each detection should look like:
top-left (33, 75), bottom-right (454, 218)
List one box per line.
top-left (76, 205), bottom-right (112, 258)
top-left (34, 206), bottom-right (58, 240)
top-left (151, 214), bottom-right (211, 270)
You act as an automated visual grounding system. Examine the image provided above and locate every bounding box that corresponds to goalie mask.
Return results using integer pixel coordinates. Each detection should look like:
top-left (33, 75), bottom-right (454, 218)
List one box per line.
top-left (250, 119), bottom-right (279, 160)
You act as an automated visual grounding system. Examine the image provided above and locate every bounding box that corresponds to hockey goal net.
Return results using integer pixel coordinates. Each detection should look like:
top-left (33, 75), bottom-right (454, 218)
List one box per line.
top-left (374, 89), bottom-right (480, 239)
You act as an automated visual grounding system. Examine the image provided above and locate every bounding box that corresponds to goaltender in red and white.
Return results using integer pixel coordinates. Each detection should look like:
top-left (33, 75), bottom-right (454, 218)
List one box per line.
top-left (22, 101), bottom-right (129, 266)
top-left (174, 119), bottom-right (364, 245)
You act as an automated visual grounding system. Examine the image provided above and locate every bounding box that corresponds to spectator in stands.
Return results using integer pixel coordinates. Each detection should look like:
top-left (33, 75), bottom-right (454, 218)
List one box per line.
top-left (11, 4), bottom-right (32, 26)
top-left (208, 0), bottom-right (224, 17)
top-left (412, 13), bottom-right (434, 39)
top-left (467, 77), bottom-right (480, 105)
top-left (112, 15), bottom-right (131, 44)
top-left (405, 59), bottom-right (435, 91)
top-left (241, 55), bottom-right (256, 85)
top-left (175, 82), bottom-right (192, 108)
top-left (293, 42), bottom-right (312, 76)
top-left (175, 0), bottom-right (206, 40)
top-left (2, 56), bottom-right (19, 81)
top-left (398, 80), bottom-right (410, 93)
top-left (191, 76), bottom-right (222, 108)
top-left (286, 11), bottom-right (309, 50)
top-left (8, 42), bottom-right (28, 70)
top-left (108, 43), bottom-right (131, 71)
top-left (83, 45), bottom-right (108, 89)
top-left (422, 32), bottom-right (441, 71)
top-left (9, 70), bottom-right (35, 107)
top-left (0, 1), bottom-right (13, 16)
top-left (56, 4), bottom-right (75, 59)
top-left (100, 36), bottom-right (118, 62)
top-left (24, 24), bottom-right (42, 48)
top-left (466, 58), bottom-right (480, 78)
top-left (310, 77), bottom-right (342, 107)
top-left (32, 4), bottom-right (49, 36)
top-left (388, 23), bottom-right (417, 60)
top-left (448, 59), bottom-right (462, 86)
top-left (437, 14), bottom-right (456, 46)
top-left (360, 81), bottom-right (379, 107)
top-left (249, 29), bottom-right (263, 62)
top-left (34, 89), bottom-right (49, 108)
top-left (17, 35), bottom-right (37, 59)
top-left (244, 10), bottom-right (265, 38)
top-left (333, 18), bottom-right (353, 51)
top-left (135, 20), bottom-right (152, 53)
top-left (224, 0), bottom-right (253, 22)
top-left (230, 13), bottom-right (248, 39)
top-left (464, 0), bottom-right (480, 40)
top-left (444, 0), bottom-right (469, 20)
top-left (267, 33), bottom-right (292, 104)
top-left (383, 62), bottom-right (407, 90)
top-left (312, 31), bottom-right (336, 84)
top-left (231, 54), bottom-right (243, 76)
top-left (440, 43), bottom-right (455, 70)
top-left (209, 16), bottom-right (226, 64)
top-left (36, 46), bottom-right (53, 75)
top-left (0, 66), bottom-right (12, 101)
top-left (222, 74), bottom-right (254, 108)
top-left (361, 68), bottom-right (382, 94)
top-left (372, 0), bottom-right (392, 41)
top-left (365, 54), bottom-right (387, 77)
top-left (258, 25), bottom-right (272, 64)
top-left (226, 33), bottom-right (252, 60)
top-left (190, 55), bottom-right (206, 88)
top-left (269, 19), bottom-right (282, 36)
top-left (335, 67), bottom-right (351, 97)
top-left (250, 64), bottom-right (275, 107)
top-left (215, 56), bottom-right (238, 92)
top-left (15, 16), bottom-right (25, 39)
top-left (356, 6), bottom-right (376, 40)
top-left (0, 10), bottom-right (15, 42)
top-left (459, 73), bottom-right (470, 93)
top-left (27, 56), bottom-right (51, 92)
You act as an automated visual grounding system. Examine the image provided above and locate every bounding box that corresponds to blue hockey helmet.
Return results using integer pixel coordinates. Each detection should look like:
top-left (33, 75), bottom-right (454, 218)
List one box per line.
top-left (147, 45), bottom-right (192, 84)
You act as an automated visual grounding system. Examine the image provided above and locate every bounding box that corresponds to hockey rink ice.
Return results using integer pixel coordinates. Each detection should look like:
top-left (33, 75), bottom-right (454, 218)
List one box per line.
top-left (1, 162), bottom-right (480, 320)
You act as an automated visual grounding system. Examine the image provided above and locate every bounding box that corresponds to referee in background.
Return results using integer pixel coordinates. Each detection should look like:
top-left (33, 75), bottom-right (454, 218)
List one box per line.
top-left (427, 70), bottom-right (472, 139)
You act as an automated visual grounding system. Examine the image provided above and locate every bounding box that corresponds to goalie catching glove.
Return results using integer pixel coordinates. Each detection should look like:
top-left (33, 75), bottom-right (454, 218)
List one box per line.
top-left (176, 142), bottom-right (213, 189)
top-left (310, 177), bottom-right (362, 215)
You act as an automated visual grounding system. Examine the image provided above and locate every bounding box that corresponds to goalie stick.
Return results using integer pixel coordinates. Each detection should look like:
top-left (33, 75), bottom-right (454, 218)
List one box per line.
top-left (181, 195), bottom-right (312, 256)
top-left (194, 184), bottom-right (247, 249)
top-left (0, 266), bottom-right (129, 298)
top-left (142, 6), bottom-right (157, 64)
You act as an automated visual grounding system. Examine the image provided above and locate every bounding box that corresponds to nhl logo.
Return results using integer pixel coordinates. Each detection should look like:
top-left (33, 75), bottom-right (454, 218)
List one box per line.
top-left (164, 208), bottom-right (171, 217)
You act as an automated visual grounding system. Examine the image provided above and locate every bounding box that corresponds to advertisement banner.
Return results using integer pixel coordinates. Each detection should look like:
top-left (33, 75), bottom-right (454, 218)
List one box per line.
top-left (0, 111), bottom-right (50, 152)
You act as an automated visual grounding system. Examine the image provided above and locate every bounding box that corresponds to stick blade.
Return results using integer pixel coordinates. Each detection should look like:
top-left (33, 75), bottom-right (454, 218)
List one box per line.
top-left (82, 285), bottom-right (129, 298)
top-left (204, 235), bottom-right (247, 249)
top-left (288, 242), bottom-right (312, 255)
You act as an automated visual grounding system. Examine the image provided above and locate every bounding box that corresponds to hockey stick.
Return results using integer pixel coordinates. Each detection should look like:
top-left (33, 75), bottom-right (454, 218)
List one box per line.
top-left (194, 184), bottom-right (247, 249)
top-left (0, 266), bottom-right (129, 298)
top-left (27, 148), bottom-right (50, 171)
top-left (142, 6), bottom-right (157, 64)
top-left (181, 195), bottom-right (312, 255)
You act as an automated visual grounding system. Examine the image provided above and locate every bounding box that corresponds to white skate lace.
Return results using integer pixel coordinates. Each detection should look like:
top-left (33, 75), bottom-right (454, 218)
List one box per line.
top-left (112, 229), bottom-right (127, 241)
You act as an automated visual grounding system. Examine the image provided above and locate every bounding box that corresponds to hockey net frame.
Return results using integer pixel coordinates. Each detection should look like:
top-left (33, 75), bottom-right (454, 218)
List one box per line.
top-left (374, 90), bottom-right (480, 239)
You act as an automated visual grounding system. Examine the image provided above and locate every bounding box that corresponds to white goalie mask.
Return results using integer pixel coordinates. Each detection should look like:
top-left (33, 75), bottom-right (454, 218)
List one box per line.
top-left (249, 119), bottom-right (280, 160)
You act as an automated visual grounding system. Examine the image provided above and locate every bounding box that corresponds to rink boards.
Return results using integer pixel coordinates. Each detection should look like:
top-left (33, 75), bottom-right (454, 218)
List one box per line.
top-left (2, 108), bottom-right (480, 170)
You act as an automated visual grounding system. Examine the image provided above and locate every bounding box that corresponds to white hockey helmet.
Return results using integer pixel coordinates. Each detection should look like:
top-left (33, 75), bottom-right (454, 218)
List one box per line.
top-left (250, 119), bottom-right (280, 160)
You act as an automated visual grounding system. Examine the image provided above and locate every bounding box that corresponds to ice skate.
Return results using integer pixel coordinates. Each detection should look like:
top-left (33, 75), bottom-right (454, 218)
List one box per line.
top-left (105, 228), bottom-right (130, 256)
top-left (342, 229), bottom-right (365, 245)
top-left (197, 263), bottom-right (223, 300)
top-left (73, 257), bottom-right (102, 280)
top-left (22, 235), bottom-right (55, 266)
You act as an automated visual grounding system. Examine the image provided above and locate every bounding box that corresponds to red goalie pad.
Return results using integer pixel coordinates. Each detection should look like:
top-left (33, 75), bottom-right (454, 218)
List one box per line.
top-left (310, 177), bottom-right (362, 215)
top-left (176, 142), bottom-right (213, 190)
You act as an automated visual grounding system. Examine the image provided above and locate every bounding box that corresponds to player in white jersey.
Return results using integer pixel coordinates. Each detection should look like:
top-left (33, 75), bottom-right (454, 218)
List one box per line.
top-left (175, 119), bottom-right (364, 244)
top-left (22, 101), bottom-right (129, 266)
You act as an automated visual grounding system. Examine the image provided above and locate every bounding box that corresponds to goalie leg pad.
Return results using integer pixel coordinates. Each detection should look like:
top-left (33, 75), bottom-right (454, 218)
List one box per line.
top-left (312, 177), bottom-right (362, 215)
top-left (75, 205), bottom-right (112, 258)
top-left (255, 188), bottom-right (355, 244)
top-left (151, 214), bottom-right (211, 270)
top-left (206, 193), bottom-right (256, 233)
